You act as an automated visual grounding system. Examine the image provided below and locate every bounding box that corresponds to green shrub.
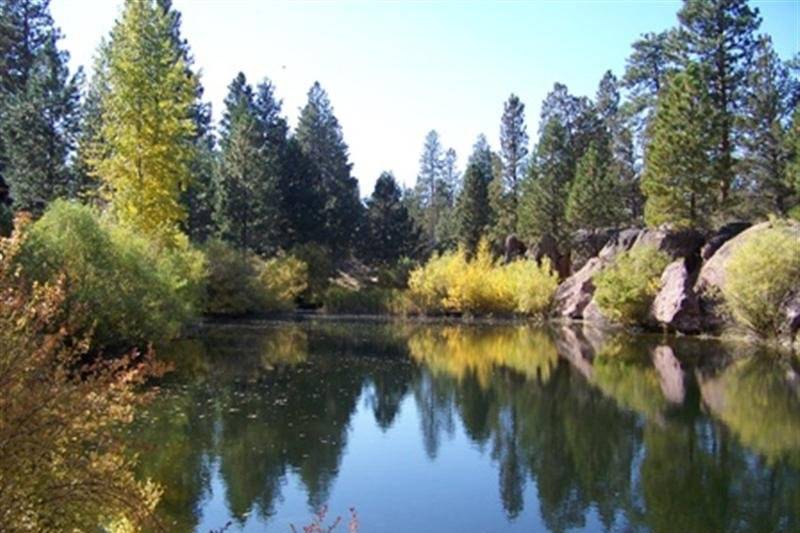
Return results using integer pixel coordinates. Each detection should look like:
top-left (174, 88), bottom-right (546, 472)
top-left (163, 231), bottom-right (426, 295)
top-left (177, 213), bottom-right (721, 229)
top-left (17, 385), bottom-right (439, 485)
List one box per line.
top-left (723, 223), bottom-right (800, 336)
top-left (323, 286), bottom-right (401, 315)
top-left (15, 200), bottom-right (205, 348)
top-left (290, 242), bottom-right (333, 306)
top-left (594, 245), bottom-right (671, 325)
top-left (204, 239), bottom-right (308, 315)
top-left (407, 239), bottom-right (559, 316)
top-left (0, 203), bottom-right (12, 237)
top-left (376, 256), bottom-right (417, 289)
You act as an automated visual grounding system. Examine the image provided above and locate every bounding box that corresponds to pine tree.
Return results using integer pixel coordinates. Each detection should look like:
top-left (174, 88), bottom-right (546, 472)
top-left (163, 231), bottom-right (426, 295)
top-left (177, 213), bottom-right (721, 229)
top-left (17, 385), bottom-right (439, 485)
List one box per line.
top-left (89, 0), bottom-right (198, 242)
top-left (622, 31), bottom-right (678, 138)
top-left (278, 137), bottom-right (325, 248)
top-left (497, 94), bottom-right (529, 233)
top-left (457, 136), bottom-right (493, 256)
top-left (363, 172), bottom-right (420, 265)
top-left (0, 0), bottom-right (80, 213)
top-left (2, 35), bottom-right (80, 212)
top-left (787, 106), bottom-right (800, 197)
top-left (565, 142), bottom-right (623, 232)
top-left (517, 119), bottom-right (572, 247)
top-left (676, 0), bottom-right (762, 204)
top-left (642, 65), bottom-right (717, 229)
top-left (434, 147), bottom-right (460, 250)
top-left (413, 130), bottom-right (445, 244)
top-left (216, 73), bottom-right (282, 253)
top-left (739, 36), bottom-right (797, 214)
top-left (295, 82), bottom-right (362, 251)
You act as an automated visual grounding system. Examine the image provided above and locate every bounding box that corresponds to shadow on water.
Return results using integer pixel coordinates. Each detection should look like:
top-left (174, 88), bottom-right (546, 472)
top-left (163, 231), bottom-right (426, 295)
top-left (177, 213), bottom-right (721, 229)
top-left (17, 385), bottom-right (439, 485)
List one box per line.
top-left (131, 321), bottom-right (800, 532)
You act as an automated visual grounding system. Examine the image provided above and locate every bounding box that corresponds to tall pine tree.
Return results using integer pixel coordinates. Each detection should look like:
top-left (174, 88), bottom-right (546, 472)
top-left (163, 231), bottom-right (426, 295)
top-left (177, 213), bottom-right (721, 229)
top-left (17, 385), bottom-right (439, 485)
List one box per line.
top-left (0, 0), bottom-right (80, 213)
top-left (89, 0), bottom-right (198, 242)
top-left (457, 135), bottom-right (493, 256)
top-left (413, 130), bottom-right (445, 245)
top-left (295, 82), bottom-right (362, 252)
top-left (496, 94), bottom-right (528, 235)
top-left (216, 73), bottom-right (283, 253)
top-left (642, 65), bottom-right (717, 229)
top-left (363, 172), bottom-right (420, 265)
top-left (739, 35), bottom-right (797, 214)
top-left (676, 0), bottom-right (762, 204)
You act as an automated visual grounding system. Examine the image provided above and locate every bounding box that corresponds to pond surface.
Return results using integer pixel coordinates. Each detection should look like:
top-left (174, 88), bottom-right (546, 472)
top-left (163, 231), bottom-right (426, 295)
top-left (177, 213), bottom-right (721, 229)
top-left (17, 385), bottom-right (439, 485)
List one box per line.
top-left (131, 320), bottom-right (800, 532)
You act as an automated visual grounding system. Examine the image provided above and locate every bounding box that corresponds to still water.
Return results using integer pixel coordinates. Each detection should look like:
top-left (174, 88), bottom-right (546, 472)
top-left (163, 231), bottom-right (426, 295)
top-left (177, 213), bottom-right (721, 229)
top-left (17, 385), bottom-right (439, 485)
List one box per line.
top-left (131, 320), bottom-right (800, 532)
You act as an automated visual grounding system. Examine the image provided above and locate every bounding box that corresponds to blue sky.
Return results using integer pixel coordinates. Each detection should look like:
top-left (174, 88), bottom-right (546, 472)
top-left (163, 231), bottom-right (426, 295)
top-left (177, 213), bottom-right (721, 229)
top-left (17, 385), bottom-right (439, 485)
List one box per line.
top-left (52, 0), bottom-right (799, 196)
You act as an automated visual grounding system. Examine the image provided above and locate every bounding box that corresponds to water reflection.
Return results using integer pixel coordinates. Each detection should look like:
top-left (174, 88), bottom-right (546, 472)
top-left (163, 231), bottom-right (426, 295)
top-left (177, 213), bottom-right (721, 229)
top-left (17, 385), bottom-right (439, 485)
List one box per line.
top-left (133, 321), bottom-right (800, 532)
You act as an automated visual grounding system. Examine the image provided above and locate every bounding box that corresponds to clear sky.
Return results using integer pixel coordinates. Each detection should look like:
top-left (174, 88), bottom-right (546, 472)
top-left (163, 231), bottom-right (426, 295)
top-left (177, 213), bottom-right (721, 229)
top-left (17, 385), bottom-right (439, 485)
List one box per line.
top-left (51, 0), bottom-right (799, 196)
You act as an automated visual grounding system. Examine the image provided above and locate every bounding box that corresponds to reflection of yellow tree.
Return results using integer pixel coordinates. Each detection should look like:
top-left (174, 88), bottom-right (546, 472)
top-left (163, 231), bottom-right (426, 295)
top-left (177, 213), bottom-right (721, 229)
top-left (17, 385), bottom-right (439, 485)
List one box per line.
top-left (407, 326), bottom-right (558, 388)
top-left (700, 356), bottom-right (800, 467)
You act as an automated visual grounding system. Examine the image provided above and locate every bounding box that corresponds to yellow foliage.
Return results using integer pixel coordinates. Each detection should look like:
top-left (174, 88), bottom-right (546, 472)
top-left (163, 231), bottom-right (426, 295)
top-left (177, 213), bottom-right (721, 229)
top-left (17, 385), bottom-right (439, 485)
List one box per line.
top-left (407, 326), bottom-right (559, 388)
top-left (408, 238), bottom-right (559, 316)
top-left (260, 255), bottom-right (309, 310)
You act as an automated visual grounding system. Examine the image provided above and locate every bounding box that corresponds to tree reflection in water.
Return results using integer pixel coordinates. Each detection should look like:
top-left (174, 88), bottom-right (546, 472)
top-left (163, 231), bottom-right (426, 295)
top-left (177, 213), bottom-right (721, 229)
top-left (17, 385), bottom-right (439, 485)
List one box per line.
top-left (132, 321), bottom-right (800, 532)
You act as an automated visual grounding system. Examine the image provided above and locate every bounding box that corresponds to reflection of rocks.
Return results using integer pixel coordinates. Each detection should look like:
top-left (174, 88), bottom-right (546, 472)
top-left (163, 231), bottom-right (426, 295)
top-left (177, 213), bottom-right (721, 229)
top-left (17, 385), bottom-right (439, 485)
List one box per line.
top-left (651, 259), bottom-right (702, 333)
top-left (651, 345), bottom-right (685, 404)
top-left (552, 326), bottom-right (596, 381)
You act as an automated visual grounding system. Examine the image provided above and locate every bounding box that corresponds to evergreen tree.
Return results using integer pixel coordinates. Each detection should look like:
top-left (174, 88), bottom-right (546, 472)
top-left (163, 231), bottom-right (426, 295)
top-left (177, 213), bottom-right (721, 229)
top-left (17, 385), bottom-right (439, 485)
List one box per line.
top-left (622, 31), bottom-right (678, 138)
top-left (413, 130), bottom-right (445, 244)
top-left (676, 0), bottom-right (762, 203)
top-left (565, 142), bottom-right (623, 232)
top-left (641, 65), bottom-right (717, 229)
top-left (518, 119), bottom-right (572, 247)
top-left (295, 82), bottom-right (362, 251)
top-left (364, 172), bottom-right (420, 265)
top-left (2, 35), bottom-right (80, 212)
top-left (457, 136), bottom-right (493, 256)
top-left (89, 0), bottom-right (198, 242)
top-left (278, 137), bottom-right (325, 248)
top-left (596, 70), bottom-right (641, 221)
top-left (0, 0), bottom-right (80, 213)
top-left (787, 106), bottom-right (800, 197)
top-left (739, 36), bottom-right (797, 214)
top-left (435, 147), bottom-right (460, 250)
top-left (497, 93), bottom-right (529, 233)
top-left (216, 73), bottom-right (282, 253)
top-left (73, 44), bottom-right (109, 202)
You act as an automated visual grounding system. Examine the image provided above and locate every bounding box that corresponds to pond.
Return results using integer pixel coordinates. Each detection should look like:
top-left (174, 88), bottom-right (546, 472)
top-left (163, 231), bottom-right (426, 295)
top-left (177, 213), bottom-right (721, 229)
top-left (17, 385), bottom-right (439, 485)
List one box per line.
top-left (130, 320), bottom-right (800, 532)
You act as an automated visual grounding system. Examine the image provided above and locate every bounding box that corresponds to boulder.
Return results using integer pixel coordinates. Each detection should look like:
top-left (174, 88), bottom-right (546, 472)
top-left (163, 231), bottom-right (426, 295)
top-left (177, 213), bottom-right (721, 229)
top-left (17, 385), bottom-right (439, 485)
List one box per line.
top-left (598, 228), bottom-right (643, 261)
top-left (651, 258), bottom-right (702, 333)
top-left (701, 221), bottom-right (750, 261)
top-left (779, 292), bottom-right (800, 343)
top-left (552, 257), bottom-right (604, 318)
top-left (634, 226), bottom-right (705, 265)
top-left (528, 233), bottom-right (571, 279)
top-left (571, 228), bottom-right (618, 273)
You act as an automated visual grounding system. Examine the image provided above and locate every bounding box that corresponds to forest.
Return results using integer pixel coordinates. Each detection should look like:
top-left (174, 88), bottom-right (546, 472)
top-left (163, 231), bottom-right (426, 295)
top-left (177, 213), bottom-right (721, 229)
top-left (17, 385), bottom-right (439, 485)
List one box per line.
top-left (0, 0), bottom-right (798, 531)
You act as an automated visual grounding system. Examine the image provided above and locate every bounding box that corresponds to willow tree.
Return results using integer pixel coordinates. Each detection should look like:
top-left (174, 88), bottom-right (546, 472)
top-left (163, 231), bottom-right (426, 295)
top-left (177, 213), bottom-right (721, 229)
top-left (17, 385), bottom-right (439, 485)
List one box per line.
top-left (90, 0), bottom-right (198, 241)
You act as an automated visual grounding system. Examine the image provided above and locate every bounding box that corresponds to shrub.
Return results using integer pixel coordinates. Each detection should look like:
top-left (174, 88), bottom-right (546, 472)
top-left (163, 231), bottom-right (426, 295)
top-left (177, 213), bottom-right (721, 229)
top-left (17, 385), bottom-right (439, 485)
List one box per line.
top-left (594, 245), bottom-right (671, 325)
top-left (204, 239), bottom-right (308, 315)
top-left (0, 203), bottom-right (12, 236)
top-left (722, 223), bottom-right (800, 337)
top-left (14, 200), bottom-right (205, 348)
top-left (323, 286), bottom-right (401, 315)
top-left (0, 224), bottom-right (162, 530)
top-left (290, 242), bottom-right (334, 307)
top-left (407, 239), bottom-right (559, 316)
top-left (376, 256), bottom-right (417, 288)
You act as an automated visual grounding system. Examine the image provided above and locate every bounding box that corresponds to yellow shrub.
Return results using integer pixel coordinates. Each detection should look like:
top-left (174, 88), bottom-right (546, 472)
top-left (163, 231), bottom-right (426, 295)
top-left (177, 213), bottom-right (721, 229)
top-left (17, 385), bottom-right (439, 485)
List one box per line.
top-left (259, 255), bottom-right (308, 311)
top-left (407, 239), bottom-right (558, 316)
top-left (723, 223), bottom-right (800, 336)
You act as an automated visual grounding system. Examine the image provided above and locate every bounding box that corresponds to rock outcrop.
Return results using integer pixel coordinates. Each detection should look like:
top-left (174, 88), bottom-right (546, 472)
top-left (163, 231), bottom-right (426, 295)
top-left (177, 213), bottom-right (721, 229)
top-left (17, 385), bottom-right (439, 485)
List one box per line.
top-left (651, 258), bottom-right (702, 333)
top-left (552, 257), bottom-right (604, 318)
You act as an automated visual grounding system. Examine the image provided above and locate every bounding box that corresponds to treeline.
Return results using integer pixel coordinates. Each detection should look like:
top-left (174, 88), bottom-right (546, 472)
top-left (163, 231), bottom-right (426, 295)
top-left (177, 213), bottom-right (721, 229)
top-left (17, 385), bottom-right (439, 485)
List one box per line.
top-left (0, 0), bottom-right (798, 266)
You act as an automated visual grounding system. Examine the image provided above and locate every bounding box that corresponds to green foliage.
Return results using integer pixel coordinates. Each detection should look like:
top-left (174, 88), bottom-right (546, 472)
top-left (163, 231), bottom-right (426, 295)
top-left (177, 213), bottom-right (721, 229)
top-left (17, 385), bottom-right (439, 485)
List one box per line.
top-left (722, 223), bottom-right (800, 336)
top-left (290, 242), bottom-right (334, 307)
top-left (407, 239), bottom-right (559, 316)
top-left (642, 65), bottom-right (717, 229)
top-left (498, 93), bottom-right (529, 231)
top-left (376, 256), bottom-right (417, 289)
top-left (594, 245), bottom-right (671, 325)
top-left (204, 239), bottom-right (307, 315)
top-left (0, 221), bottom-right (162, 531)
top-left (0, 203), bottom-right (12, 236)
top-left (363, 172), bottom-right (420, 265)
top-left (787, 106), bottom-right (800, 197)
top-left (323, 286), bottom-right (401, 315)
top-left (566, 141), bottom-right (623, 231)
top-left (14, 200), bottom-right (205, 348)
top-left (457, 137), bottom-right (494, 256)
top-left (89, 0), bottom-right (199, 242)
